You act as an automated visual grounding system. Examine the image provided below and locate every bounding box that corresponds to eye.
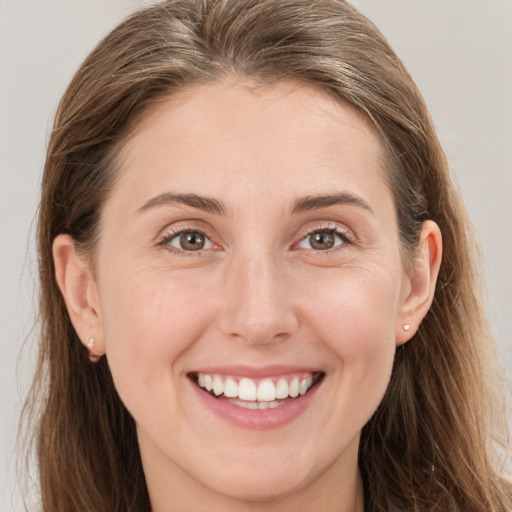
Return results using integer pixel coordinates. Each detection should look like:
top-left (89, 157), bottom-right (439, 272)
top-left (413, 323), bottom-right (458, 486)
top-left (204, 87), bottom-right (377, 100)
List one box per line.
top-left (297, 229), bottom-right (348, 251)
top-left (160, 229), bottom-right (215, 252)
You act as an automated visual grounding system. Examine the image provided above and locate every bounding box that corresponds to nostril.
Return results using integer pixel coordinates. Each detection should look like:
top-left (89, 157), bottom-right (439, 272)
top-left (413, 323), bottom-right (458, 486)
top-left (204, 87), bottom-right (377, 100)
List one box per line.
top-left (229, 331), bottom-right (291, 345)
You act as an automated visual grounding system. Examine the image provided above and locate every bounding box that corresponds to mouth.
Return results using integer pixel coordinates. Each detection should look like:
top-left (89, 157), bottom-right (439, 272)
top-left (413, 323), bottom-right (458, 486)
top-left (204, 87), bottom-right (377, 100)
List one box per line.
top-left (188, 371), bottom-right (325, 410)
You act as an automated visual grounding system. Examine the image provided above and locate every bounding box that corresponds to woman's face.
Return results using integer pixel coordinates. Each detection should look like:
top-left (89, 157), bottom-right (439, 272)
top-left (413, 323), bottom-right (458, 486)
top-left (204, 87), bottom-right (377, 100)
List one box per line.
top-left (89, 82), bottom-right (414, 506)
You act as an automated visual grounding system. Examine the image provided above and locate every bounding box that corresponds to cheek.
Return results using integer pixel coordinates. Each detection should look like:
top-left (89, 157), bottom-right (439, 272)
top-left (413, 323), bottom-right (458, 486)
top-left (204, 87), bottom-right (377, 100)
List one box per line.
top-left (305, 266), bottom-right (400, 344)
top-left (98, 266), bottom-right (213, 399)
top-left (302, 267), bottom-right (399, 397)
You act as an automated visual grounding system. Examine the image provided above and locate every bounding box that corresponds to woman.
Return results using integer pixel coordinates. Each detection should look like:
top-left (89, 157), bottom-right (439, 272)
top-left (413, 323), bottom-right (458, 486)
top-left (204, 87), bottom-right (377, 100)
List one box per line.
top-left (22, 0), bottom-right (511, 510)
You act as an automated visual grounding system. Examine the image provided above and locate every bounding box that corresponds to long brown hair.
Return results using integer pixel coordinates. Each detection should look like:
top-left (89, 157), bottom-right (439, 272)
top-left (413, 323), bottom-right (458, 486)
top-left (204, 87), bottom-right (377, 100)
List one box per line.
top-left (21, 0), bottom-right (511, 510)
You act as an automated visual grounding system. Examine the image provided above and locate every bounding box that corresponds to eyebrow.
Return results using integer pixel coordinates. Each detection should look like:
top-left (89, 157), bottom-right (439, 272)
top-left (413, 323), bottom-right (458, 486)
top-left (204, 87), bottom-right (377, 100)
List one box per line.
top-left (290, 193), bottom-right (374, 215)
top-left (136, 191), bottom-right (373, 217)
top-left (136, 193), bottom-right (227, 216)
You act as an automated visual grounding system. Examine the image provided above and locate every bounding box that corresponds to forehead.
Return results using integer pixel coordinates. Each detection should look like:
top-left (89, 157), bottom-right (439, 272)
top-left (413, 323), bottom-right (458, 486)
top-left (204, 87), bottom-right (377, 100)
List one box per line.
top-left (112, 80), bottom-right (389, 214)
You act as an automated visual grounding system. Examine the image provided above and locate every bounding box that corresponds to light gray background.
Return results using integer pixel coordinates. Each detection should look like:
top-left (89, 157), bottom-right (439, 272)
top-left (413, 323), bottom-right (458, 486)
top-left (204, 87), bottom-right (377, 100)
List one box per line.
top-left (1, 1), bottom-right (511, 510)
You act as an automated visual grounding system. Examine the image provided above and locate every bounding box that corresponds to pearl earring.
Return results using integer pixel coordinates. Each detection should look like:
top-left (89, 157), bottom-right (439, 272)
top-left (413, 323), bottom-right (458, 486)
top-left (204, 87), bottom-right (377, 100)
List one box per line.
top-left (403, 324), bottom-right (411, 332)
top-left (86, 336), bottom-right (95, 349)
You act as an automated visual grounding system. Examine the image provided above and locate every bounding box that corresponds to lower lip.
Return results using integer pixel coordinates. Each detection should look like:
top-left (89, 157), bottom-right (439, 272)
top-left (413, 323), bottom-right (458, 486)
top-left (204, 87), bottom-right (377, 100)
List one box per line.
top-left (190, 377), bottom-right (323, 430)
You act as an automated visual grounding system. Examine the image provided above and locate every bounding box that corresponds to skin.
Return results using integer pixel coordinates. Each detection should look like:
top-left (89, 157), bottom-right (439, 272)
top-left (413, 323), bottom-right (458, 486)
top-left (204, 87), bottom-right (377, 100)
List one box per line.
top-left (54, 81), bottom-right (442, 511)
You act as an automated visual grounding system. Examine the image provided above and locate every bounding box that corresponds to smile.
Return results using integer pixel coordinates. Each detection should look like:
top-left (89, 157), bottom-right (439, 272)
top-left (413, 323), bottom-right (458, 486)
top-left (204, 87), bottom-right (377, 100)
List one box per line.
top-left (190, 371), bottom-right (323, 410)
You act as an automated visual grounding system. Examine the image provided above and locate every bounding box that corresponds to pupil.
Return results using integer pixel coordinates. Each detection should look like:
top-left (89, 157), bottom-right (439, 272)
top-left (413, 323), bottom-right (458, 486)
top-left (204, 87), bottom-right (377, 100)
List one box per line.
top-left (181, 232), bottom-right (205, 250)
top-left (311, 231), bottom-right (334, 250)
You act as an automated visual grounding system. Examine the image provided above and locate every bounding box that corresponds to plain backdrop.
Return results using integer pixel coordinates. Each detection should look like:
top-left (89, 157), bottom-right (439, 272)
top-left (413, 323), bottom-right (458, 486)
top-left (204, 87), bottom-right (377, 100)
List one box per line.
top-left (1, 1), bottom-right (511, 510)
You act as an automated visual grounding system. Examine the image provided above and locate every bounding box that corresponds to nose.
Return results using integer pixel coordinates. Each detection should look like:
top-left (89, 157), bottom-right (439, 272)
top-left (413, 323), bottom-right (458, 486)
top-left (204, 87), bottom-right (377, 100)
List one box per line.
top-left (216, 250), bottom-right (299, 345)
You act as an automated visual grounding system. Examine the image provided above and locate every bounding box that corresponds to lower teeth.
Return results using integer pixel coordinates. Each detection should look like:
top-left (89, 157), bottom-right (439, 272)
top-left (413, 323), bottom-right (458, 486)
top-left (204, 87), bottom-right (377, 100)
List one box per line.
top-left (222, 397), bottom-right (292, 409)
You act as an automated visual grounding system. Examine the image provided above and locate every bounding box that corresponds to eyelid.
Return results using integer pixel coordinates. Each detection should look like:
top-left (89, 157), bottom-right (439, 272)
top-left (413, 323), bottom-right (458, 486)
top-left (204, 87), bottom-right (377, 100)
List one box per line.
top-left (158, 226), bottom-right (202, 241)
top-left (155, 218), bottom-right (214, 243)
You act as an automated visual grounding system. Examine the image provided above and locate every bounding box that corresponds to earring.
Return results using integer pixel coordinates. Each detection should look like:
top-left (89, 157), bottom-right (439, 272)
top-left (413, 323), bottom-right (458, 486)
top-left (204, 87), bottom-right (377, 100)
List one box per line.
top-left (85, 336), bottom-right (101, 362)
top-left (403, 324), bottom-right (411, 332)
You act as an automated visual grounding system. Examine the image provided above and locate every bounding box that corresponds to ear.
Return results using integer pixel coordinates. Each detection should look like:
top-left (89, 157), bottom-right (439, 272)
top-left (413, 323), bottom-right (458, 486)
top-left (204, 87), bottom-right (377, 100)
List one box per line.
top-left (396, 220), bottom-right (442, 346)
top-left (53, 234), bottom-right (105, 360)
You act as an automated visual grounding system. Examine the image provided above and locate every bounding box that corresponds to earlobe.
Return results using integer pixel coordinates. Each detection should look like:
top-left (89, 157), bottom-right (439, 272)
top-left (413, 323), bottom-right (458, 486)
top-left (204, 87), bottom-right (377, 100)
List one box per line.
top-left (396, 220), bottom-right (443, 346)
top-left (52, 234), bottom-right (105, 359)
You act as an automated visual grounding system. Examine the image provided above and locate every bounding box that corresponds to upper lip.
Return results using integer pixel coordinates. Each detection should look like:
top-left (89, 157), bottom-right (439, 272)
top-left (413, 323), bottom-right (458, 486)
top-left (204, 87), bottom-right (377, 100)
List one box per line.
top-left (188, 365), bottom-right (323, 379)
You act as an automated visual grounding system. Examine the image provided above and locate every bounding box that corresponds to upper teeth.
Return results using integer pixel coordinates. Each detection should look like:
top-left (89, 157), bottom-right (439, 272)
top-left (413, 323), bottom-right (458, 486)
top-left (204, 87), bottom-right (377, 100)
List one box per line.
top-left (196, 373), bottom-right (315, 401)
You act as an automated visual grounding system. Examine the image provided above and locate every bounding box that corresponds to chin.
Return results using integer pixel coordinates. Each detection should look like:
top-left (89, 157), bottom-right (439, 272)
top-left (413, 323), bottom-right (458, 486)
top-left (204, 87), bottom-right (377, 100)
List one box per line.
top-left (206, 465), bottom-right (308, 504)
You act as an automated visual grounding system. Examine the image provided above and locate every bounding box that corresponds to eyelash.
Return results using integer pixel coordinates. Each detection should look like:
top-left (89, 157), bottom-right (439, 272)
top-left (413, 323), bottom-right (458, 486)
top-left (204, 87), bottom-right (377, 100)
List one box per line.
top-left (157, 224), bottom-right (355, 256)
